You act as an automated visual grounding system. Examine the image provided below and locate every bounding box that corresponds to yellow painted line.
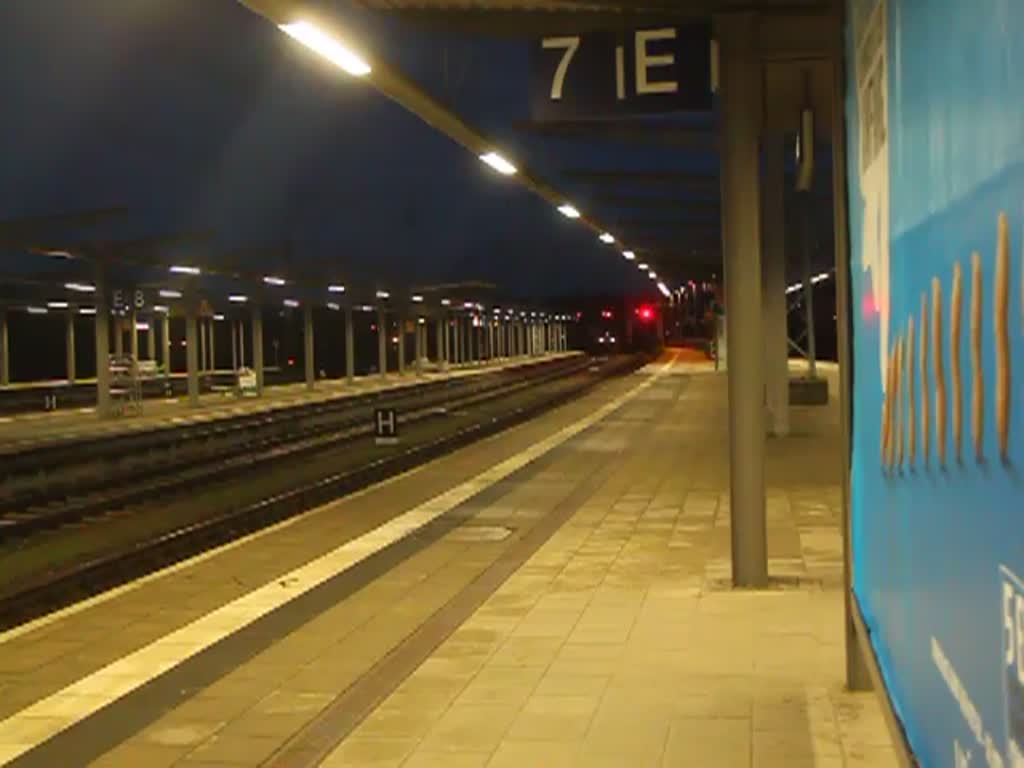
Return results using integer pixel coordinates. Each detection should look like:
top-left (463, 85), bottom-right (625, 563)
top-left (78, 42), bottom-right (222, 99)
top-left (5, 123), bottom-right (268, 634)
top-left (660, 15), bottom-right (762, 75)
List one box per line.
top-left (0, 354), bottom-right (674, 763)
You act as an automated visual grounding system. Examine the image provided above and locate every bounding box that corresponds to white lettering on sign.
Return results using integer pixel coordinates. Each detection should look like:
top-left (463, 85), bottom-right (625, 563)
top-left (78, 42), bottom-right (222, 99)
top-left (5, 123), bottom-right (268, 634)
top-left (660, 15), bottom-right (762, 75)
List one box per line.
top-left (542, 35), bottom-right (580, 100)
top-left (635, 28), bottom-right (678, 95)
top-left (375, 408), bottom-right (397, 437)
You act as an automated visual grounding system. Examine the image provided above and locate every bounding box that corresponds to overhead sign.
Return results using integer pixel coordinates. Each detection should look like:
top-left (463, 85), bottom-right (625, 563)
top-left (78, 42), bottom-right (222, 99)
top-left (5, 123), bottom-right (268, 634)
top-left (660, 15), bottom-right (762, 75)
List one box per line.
top-left (530, 23), bottom-right (713, 121)
top-left (374, 408), bottom-right (398, 445)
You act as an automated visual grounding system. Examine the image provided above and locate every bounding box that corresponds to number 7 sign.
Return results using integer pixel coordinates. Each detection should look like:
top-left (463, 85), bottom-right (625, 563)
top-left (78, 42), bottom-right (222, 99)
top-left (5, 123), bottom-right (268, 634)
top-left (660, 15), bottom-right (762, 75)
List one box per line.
top-left (530, 23), bottom-right (712, 120)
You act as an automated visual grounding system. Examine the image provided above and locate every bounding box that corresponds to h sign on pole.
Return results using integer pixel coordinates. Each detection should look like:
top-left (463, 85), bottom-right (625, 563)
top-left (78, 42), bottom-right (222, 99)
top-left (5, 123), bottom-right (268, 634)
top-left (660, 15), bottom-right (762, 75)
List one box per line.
top-left (374, 407), bottom-right (399, 445)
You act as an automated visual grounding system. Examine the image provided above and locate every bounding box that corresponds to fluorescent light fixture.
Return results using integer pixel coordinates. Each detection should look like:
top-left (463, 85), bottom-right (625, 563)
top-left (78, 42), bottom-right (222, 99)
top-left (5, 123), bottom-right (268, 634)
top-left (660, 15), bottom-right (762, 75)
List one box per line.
top-left (229, 294), bottom-right (248, 303)
top-left (786, 282), bottom-right (804, 295)
top-left (648, 271), bottom-right (657, 279)
top-left (159, 289), bottom-right (182, 299)
top-left (375, 290), bottom-right (390, 300)
top-left (599, 232), bottom-right (615, 244)
top-left (360, 304), bottom-right (375, 312)
top-left (154, 305), bottom-right (169, 313)
top-left (328, 284), bottom-right (346, 293)
top-left (637, 263), bottom-right (649, 271)
top-left (169, 265), bottom-right (200, 276)
top-left (441, 298), bottom-right (452, 307)
top-left (283, 299), bottom-right (300, 308)
top-left (64, 282), bottom-right (95, 293)
top-left (557, 204), bottom-right (581, 219)
top-left (79, 307), bottom-right (97, 315)
top-left (327, 302), bottom-right (341, 311)
top-left (212, 314), bottom-right (225, 322)
top-left (411, 294), bottom-right (424, 303)
top-left (136, 321), bottom-right (151, 331)
top-left (463, 301), bottom-right (475, 309)
top-left (657, 282), bottom-right (671, 297)
top-left (418, 317), bottom-right (426, 325)
top-left (26, 306), bottom-right (48, 315)
top-left (479, 151), bottom-right (517, 176)
top-left (811, 271), bottom-right (831, 284)
top-left (279, 20), bottom-right (371, 77)
top-left (492, 307), bottom-right (501, 314)
top-left (263, 276), bottom-right (286, 286)
top-left (47, 301), bottom-right (69, 309)
top-left (622, 251), bottom-right (636, 261)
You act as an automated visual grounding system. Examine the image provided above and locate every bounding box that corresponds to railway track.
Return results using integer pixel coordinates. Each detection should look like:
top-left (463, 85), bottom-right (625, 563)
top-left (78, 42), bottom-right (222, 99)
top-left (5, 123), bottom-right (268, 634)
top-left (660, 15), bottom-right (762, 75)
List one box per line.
top-left (0, 356), bottom-right (583, 538)
top-left (0, 354), bottom-right (644, 630)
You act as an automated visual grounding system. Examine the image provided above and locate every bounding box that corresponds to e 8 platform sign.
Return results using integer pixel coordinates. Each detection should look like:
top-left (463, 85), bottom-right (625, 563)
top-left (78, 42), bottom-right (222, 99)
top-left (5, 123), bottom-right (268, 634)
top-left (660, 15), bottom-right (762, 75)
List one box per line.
top-left (846, 0), bottom-right (1024, 764)
top-left (530, 23), bottom-right (712, 121)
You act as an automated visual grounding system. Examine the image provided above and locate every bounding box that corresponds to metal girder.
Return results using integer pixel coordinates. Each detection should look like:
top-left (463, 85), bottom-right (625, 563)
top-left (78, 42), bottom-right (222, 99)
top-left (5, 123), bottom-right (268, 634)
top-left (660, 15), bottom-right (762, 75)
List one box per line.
top-left (594, 195), bottom-right (720, 211)
top-left (563, 169), bottom-right (720, 194)
top-left (237, 0), bottom-right (626, 253)
top-left (514, 120), bottom-right (717, 150)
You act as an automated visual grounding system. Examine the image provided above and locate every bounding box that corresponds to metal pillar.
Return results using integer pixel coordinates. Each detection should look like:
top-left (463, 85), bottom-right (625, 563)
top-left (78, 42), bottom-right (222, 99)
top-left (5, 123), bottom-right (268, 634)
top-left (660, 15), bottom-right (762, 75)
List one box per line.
top-left (415, 319), bottom-right (424, 375)
top-left (398, 314), bottom-right (406, 375)
top-left (199, 317), bottom-right (207, 373)
top-left (231, 320), bottom-right (239, 371)
top-left (185, 303), bottom-right (200, 406)
top-left (65, 312), bottom-right (76, 383)
top-left (161, 314), bottom-right (171, 374)
top-left (0, 309), bottom-right (7, 387)
top-left (377, 308), bottom-right (387, 378)
top-left (763, 132), bottom-right (791, 436)
top-left (130, 311), bottom-right (139, 361)
top-left (209, 318), bottom-right (217, 372)
top-left (718, 12), bottom-right (768, 587)
top-left (252, 305), bottom-right (265, 395)
top-left (94, 290), bottom-right (111, 417)
top-left (800, 193), bottom-right (818, 378)
top-left (830, 0), bottom-right (871, 691)
top-left (436, 316), bottom-right (446, 370)
top-left (454, 316), bottom-right (462, 365)
top-left (303, 304), bottom-right (315, 389)
top-left (146, 316), bottom-right (155, 361)
top-left (345, 306), bottom-right (355, 383)
top-left (114, 316), bottom-right (124, 358)
top-left (239, 318), bottom-right (246, 367)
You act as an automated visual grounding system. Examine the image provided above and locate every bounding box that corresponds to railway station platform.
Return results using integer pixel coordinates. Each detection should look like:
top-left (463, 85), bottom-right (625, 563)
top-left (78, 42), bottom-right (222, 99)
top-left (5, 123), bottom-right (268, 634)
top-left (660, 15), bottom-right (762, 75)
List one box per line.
top-left (0, 350), bottom-right (897, 767)
top-left (0, 354), bottom-right (575, 455)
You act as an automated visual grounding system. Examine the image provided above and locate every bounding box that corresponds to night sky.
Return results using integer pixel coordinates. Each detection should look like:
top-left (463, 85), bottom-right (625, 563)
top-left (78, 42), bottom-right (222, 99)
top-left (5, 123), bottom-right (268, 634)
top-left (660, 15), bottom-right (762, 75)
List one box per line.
top-left (0, 0), bottom-right (670, 300)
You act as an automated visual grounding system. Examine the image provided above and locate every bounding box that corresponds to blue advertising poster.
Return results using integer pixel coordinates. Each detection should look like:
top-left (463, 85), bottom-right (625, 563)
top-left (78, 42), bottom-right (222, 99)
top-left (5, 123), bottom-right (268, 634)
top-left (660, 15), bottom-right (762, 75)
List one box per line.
top-left (846, 0), bottom-right (1024, 765)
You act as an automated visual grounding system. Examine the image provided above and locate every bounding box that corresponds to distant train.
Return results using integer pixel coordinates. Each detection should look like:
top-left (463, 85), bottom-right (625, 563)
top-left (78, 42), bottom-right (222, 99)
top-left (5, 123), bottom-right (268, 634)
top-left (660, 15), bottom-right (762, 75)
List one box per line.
top-left (580, 303), bottom-right (663, 356)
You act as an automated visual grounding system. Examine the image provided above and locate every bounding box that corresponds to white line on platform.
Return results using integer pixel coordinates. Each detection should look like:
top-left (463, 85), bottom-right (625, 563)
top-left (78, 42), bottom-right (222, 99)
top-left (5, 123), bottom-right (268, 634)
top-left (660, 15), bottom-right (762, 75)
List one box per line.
top-left (0, 355), bottom-right (674, 764)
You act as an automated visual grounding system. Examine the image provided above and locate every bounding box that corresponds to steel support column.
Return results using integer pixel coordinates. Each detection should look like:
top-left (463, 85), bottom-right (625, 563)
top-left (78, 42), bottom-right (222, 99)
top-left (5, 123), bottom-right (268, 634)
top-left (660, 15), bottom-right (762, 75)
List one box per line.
top-left (718, 12), bottom-right (767, 587)
top-left (830, 0), bottom-right (871, 691)
top-left (251, 305), bottom-right (265, 395)
top-left (303, 303), bottom-right (315, 389)
top-left (162, 313), bottom-right (171, 374)
top-left (0, 309), bottom-right (8, 387)
top-left (377, 308), bottom-right (387, 378)
top-left (146, 316), bottom-right (155, 361)
top-left (763, 132), bottom-right (791, 436)
top-left (345, 306), bottom-right (355, 383)
top-left (186, 303), bottom-right (200, 407)
top-left (94, 285), bottom-right (111, 417)
top-left (65, 312), bottom-right (76, 383)
top-left (415, 319), bottom-right (424, 375)
top-left (398, 314), bottom-right (406, 375)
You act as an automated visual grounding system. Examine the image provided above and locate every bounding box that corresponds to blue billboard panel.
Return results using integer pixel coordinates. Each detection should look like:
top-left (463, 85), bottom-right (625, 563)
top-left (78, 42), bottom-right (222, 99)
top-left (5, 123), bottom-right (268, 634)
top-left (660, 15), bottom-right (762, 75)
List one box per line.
top-left (846, 0), bottom-right (1024, 765)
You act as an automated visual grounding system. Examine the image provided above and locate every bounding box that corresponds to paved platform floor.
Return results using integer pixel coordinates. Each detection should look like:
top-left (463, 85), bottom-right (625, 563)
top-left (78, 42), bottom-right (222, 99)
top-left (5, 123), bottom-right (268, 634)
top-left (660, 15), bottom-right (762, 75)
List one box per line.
top-left (0, 353), bottom-right (571, 454)
top-left (0, 351), bottom-right (896, 767)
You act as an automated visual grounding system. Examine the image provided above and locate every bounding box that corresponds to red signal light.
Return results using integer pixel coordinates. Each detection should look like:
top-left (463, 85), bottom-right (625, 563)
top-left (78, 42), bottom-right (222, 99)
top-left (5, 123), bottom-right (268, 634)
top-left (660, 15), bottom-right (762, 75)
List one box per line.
top-left (637, 305), bottom-right (654, 321)
top-left (601, 309), bottom-right (613, 319)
